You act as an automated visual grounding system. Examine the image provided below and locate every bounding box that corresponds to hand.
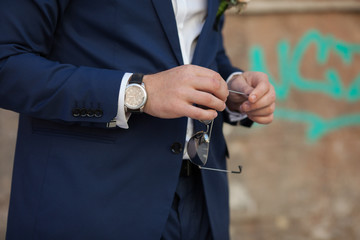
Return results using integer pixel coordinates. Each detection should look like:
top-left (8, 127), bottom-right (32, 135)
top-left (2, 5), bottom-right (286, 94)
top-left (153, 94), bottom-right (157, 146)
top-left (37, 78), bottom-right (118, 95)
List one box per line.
top-left (142, 65), bottom-right (229, 121)
top-left (226, 71), bottom-right (276, 124)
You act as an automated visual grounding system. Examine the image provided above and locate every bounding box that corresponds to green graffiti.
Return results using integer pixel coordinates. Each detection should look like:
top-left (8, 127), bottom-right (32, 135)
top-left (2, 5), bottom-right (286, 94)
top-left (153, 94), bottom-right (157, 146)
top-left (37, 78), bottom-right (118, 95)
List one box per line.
top-left (250, 30), bottom-right (360, 141)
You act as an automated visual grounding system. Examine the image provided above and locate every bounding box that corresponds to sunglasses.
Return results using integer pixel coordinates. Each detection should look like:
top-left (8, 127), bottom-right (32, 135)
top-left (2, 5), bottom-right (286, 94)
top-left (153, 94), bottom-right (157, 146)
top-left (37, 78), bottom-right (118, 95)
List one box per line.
top-left (186, 89), bottom-right (248, 174)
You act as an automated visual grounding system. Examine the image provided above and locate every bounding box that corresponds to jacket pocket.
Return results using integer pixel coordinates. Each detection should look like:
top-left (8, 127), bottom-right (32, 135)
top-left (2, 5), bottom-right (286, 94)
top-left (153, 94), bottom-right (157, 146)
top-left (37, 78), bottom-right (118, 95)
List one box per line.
top-left (31, 118), bottom-right (116, 144)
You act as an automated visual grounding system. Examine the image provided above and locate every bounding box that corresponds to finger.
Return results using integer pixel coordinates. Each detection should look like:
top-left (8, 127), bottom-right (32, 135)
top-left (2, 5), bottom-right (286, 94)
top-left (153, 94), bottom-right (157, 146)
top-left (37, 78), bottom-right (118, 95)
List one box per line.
top-left (240, 88), bottom-right (276, 112)
top-left (192, 76), bottom-right (228, 101)
top-left (242, 72), bottom-right (272, 103)
top-left (189, 64), bottom-right (223, 79)
top-left (189, 90), bottom-right (226, 112)
top-left (246, 102), bottom-right (276, 117)
top-left (247, 81), bottom-right (271, 103)
top-left (248, 113), bottom-right (274, 125)
top-left (185, 104), bottom-right (218, 121)
top-left (181, 65), bottom-right (224, 83)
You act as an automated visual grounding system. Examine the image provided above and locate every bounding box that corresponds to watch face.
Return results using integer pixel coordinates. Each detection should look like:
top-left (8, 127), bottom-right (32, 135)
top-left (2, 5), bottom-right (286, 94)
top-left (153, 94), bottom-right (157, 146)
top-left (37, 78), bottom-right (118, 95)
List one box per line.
top-left (125, 84), bottom-right (146, 109)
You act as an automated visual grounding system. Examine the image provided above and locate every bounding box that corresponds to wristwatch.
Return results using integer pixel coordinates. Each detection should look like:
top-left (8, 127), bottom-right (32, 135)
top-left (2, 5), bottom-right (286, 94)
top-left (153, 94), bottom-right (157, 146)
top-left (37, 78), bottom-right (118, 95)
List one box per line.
top-left (124, 73), bottom-right (147, 113)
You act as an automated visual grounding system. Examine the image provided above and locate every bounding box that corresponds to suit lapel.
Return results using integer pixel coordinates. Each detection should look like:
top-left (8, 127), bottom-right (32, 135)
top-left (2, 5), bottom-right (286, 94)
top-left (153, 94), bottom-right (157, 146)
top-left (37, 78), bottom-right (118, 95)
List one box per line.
top-left (151, 0), bottom-right (183, 65)
top-left (192, 0), bottom-right (219, 66)
top-left (151, 0), bottom-right (219, 66)
top-left (203, 0), bottom-right (218, 36)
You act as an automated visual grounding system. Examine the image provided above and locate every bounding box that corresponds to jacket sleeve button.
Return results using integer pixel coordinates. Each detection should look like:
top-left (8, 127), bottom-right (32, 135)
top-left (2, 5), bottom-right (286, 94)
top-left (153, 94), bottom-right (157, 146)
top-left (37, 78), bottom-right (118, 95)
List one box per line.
top-left (94, 109), bottom-right (103, 118)
top-left (72, 108), bottom-right (80, 117)
top-left (80, 108), bottom-right (87, 117)
top-left (171, 142), bottom-right (183, 154)
top-left (87, 109), bottom-right (95, 117)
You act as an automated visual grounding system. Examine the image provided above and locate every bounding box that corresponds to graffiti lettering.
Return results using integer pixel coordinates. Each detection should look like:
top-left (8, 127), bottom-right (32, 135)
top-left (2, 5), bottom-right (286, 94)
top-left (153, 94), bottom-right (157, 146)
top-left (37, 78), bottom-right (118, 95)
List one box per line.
top-left (250, 30), bottom-right (360, 141)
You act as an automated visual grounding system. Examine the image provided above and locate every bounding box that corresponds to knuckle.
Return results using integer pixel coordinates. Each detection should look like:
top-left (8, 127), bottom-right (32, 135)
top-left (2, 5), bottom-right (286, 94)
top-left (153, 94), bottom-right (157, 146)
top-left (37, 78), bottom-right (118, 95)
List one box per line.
top-left (177, 87), bottom-right (188, 99)
top-left (181, 66), bottom-right (192, 79)
top-left (179, 104), bottom-right (191, 118)
top-left (210, 77), bottom-right (221, 90)
top-left (213, 72), bottom-right (222, 80)
top-left (181, 73), bottom-right (191, 83)
top-left (204, 94), bottom-right (214, 104)
top-left (258, 71), bottom-right (268, 80)
top-left (270, 88), bottom-right (276, 101)
top-left (270, 93), bottom-right (276, 103)
top-left (183, 64), bottom-right (192, 71)
top-left (269, 103), bottom-right (276, 113)
top-left (266, 114), bottom-right (274, 124)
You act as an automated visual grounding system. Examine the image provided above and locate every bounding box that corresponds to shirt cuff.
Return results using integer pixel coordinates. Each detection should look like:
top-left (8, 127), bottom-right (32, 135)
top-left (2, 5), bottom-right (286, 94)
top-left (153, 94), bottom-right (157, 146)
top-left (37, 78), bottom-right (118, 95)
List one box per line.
top-left (115, 72), bottom-right (132, 129)
top-left (225, 71), bottom-right (248, 122)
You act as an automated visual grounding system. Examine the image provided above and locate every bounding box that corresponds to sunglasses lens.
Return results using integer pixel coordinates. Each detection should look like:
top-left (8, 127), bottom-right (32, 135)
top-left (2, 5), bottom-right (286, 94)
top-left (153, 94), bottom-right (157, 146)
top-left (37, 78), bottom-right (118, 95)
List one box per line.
top-left (187, 132), bottom-right (209, 167)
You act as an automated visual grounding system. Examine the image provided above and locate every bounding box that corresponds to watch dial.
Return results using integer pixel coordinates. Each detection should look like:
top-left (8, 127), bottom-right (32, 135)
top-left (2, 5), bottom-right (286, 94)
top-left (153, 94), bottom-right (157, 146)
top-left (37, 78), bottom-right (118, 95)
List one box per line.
top-left (125, 85), bottom-right (145, 109)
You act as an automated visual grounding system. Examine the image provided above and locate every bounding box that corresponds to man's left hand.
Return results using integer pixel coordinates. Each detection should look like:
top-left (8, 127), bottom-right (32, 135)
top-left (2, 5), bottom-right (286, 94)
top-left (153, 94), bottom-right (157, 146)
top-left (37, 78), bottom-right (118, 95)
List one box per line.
top-left (226, 71), bottom-right (276, 124)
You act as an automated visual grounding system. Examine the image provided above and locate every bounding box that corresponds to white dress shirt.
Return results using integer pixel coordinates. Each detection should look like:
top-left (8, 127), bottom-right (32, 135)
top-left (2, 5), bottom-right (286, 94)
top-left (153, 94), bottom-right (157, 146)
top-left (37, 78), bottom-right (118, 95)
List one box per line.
top-left (115, 0), bottom-right (246, 150)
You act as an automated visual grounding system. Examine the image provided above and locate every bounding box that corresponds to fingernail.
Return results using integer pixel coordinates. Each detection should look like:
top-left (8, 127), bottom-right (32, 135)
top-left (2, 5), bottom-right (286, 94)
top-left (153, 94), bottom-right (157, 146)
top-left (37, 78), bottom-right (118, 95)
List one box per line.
top-left (241, 102), bottom-right (250, 111)
top-left (250, 94), bottom-right (256, 102)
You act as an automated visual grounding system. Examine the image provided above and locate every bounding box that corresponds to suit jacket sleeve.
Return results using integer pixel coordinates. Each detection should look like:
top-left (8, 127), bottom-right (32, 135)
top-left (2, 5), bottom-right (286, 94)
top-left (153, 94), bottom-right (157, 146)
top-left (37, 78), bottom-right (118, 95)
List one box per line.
top-left (0, 0), bottom-right (123, 124)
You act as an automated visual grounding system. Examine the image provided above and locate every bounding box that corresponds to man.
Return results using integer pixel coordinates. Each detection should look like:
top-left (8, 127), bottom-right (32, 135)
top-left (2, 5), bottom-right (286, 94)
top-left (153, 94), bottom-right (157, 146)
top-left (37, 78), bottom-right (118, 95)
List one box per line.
top-left (0, 0), bottom-right (275, 239)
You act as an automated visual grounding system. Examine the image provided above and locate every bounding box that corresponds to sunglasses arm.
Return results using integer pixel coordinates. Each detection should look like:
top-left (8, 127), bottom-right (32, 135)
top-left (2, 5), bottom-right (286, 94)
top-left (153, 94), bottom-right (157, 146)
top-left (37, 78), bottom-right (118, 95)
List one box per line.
top-left (198, 165), bottom-right (242, 174)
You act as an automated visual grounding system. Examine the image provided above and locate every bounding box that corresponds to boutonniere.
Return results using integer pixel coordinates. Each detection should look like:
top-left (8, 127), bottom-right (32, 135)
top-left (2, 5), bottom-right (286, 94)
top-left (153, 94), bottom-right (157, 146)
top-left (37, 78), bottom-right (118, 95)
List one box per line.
top-left (214, 0), bottom-right (251, 31)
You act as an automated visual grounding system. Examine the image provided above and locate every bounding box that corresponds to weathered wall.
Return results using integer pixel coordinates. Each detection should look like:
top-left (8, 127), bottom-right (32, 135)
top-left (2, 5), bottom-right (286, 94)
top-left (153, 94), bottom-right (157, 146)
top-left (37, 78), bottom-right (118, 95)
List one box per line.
top-left (223, 8), bottom-right (360, 240)
top-left (1, 1), bottom-right (360, 240)
top-left (0, 110), bottom-right (16, 240)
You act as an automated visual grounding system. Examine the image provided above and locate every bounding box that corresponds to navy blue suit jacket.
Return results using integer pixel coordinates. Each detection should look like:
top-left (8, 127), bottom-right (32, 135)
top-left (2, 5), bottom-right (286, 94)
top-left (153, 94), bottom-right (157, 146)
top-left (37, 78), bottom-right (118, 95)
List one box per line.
top-left (0, 0), bottom-right (250, 239)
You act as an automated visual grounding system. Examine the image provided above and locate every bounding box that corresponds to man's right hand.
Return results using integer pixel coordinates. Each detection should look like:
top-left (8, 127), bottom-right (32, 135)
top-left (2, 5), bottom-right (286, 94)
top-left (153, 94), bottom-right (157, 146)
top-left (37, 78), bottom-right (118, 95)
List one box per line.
top-left (142, 65), bottom-right (229, 121)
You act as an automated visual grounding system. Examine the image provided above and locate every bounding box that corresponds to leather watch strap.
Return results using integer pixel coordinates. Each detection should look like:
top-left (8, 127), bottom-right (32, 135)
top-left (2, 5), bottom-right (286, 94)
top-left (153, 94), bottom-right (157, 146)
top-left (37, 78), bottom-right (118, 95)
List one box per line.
top-left (129, 73), bottom-right (144, 84)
